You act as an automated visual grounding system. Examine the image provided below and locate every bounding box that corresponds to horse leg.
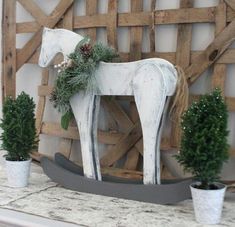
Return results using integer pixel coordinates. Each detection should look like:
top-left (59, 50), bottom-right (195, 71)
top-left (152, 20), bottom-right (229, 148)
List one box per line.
top-left (133, 64), bottom-right (167, 185)
top-left (70, 92), bottom-right (101, 180)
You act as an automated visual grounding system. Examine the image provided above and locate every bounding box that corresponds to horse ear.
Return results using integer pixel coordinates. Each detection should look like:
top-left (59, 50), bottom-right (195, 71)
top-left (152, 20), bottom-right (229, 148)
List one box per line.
top-left (43, 27), bottom-right (51, 33)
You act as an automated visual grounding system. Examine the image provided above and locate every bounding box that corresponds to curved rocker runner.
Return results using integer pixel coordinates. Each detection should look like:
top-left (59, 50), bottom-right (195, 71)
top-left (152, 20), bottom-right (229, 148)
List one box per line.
top-left (41, 153), bottom-right (192, 205)
top-left (38, 27), bottom-right (190, 204)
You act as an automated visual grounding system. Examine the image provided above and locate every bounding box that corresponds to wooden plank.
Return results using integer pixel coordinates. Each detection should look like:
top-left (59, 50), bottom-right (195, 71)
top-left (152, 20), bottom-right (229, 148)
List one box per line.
top-left (212, 1), bottom-right (227, 97)
top-left (63, 4), bottom-right (74, 30)
top-left (58, 2), bottom-right (74, 159)
top-left (41, 122), bottom-right (124, 144)
top-left (100, 121), bottom-right (142, 167)
top-left (25, 47), bottom-right (235, 66)
top-left (154, 7), bottom-right (216, 25)
top-left (150, 0), bottom-right (156, 52)
top-left (35, 69), bottom-right (49, 135)
top-left (107, 0), bottom-right (118, 48)
top-left (17, 0), bottom-right (47, 25)
top-left (123, 0), bottom-right (143, 169)
top-left (86, 0), bottom-right (97, 41)
top-left (130, 0), bottom-right (143, 61)
top-left (124, 101), bottom-right (139, 170)
top-left (16, 0), bottom-right (74, 70)
top-left (102, 166), bottom-right (143, 180)
top-left (102, 98), bottom-right (133, 132)
top-left (225, 0), bottom-right (235, 10)
top-left (16, 7), bottom-right (217, 34)
top-left (72, 7), bottom-right (216, 30)
top-left (2, 0), bottom-right (16, 99)
top-left (16, 21), bottom-right (39, 33)
top-left (171, 0), bottom-right (192, 147)
top-left (186, 18), bottom-right (235, 85)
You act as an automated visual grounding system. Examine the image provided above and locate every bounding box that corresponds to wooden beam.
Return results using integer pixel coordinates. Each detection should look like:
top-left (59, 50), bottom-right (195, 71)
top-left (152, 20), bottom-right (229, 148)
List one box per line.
top-left (58, 3), bottom-right (75, 159)
top-left (2, 0), bottom-right (16, 98)
top-left (212, 1), bottom-right (227, 97)
top-left (17, 0), bottom-right (47, 25)
top-left (35, 69), bottom-right (49, 135)
top-left (16, 0), bottom-right (74, 70)
top-left (171, 0), bottom-right (192, 147)
top-left (41, 122), bottom-right (124, 145)
top-left (85, 0), bottom-right (97, 41)
top-left (130, 0), bottom-right (143, 61)
top-left (100, 121), bottom-right (142, 167)
top-left (124, 101), bottom-right (139, 170)
top-left (107, 0), bottom-right (118, 48)
top-left (225, 0), bottom-right (235, 10)
top-left (186, 18), bottom-right (235, 85)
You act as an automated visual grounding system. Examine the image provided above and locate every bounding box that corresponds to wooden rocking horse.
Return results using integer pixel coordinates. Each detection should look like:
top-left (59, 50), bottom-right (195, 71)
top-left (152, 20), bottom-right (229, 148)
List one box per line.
top-left (38, 28), bottom-right (191, 204)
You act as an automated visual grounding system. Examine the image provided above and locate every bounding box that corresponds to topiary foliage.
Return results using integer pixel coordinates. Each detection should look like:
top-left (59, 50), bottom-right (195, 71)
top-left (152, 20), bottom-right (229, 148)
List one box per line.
top-left (175, 88), bottom-right (229, 189)
top-left (0, 92), bottom-right (38, 161)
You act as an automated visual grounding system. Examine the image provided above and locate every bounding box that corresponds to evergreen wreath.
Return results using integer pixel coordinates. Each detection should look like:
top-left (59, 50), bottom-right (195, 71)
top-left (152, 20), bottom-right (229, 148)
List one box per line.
top-left (50, 37), bottom-right (119, 129)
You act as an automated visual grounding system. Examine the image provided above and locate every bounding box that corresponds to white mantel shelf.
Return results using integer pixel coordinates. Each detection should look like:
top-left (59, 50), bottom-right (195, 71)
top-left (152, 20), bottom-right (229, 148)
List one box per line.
top-left (0, 157), bottom-right (234, 227)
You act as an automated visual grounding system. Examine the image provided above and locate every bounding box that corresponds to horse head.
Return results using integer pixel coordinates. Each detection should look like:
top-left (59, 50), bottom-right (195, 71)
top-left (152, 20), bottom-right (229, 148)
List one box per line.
top-left (38, 27), bottom-right (60, 67)
top-left (39, 27), bottom-right (84, 68)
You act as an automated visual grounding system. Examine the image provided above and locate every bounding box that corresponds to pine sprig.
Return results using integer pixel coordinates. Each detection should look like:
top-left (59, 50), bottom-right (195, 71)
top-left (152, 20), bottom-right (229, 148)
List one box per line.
top-left (0, 92), bottom-right (38, 161)
top-left (50, 38), bottom-right (119, 129)
top-left (175, 88), bottom-right (229, 189)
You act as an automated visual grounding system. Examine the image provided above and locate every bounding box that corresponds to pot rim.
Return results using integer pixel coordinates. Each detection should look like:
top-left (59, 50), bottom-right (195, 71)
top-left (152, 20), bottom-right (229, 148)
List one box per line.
top-left (5, 158), bottom-right (32, 163)
top-left (190, 182), bottom-right (227, 191)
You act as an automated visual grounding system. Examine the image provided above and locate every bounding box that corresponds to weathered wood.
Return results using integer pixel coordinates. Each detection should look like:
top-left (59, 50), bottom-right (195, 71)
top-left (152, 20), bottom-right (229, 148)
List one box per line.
top-left (225, 0), bottom-right (235, 10)
top-left (100, 121), bottom-right (142, 167)
top-left (59, 3), bottom-right (75, 159)
top-left (102, 98), bottom-right (133, 132)
top-left (150, 0), bottom-right (156, 52)
top-left (86, 0), bottom-right (97, 41)
top-left (17, 0), bottom-right (47, 25)
top-left (212, 1), bottom-right (227, 97)
top-left (107, 0), bottom-right (118, 48)
top-left (16, 0), bottom-right (74, 70)
top-left (2, 0), bottom-right (16, 98)
top-left (186, 18), bottom-right (235, 85)
top-left (41, 122), bottom-right (124, 144)
top-left (124, 101), bottom-right (140, 170)
top-left (20, 47), bottom-right (235, 66)
top-left (35, 69), bottom-right (49, 135)
top-left (171, 0), bottom-right (192, 147)
top-left (130, 0), bottom-right (143, 61)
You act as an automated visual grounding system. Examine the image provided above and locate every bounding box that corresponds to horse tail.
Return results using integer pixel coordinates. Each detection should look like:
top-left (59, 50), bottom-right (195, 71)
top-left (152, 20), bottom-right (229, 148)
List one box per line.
top-left (170, 65), bottom-right (189, 127)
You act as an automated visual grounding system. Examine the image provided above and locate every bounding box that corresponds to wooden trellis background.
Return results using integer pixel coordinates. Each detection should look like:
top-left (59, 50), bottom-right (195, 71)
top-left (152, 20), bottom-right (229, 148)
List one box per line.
top-left (2, 0), bottom-right (235, 179)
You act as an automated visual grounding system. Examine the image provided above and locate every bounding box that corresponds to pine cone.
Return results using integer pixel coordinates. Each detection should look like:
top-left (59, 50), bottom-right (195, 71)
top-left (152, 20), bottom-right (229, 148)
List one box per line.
top-left (80, 43), bottom-right (92, 58)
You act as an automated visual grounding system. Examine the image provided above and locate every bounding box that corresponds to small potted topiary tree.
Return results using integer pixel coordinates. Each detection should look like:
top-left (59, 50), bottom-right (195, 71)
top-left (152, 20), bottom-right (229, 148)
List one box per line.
top-left (175, 88), bottom-right (229, 224)
top-left (0, 92), bottom-right (38, 187)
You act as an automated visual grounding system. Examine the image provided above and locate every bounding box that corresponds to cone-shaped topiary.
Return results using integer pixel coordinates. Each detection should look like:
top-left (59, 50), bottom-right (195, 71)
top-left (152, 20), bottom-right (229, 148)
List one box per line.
top-left (175, 88), bottom-right (229, 189)
top-left (0, 92), bottom-right (38, 161)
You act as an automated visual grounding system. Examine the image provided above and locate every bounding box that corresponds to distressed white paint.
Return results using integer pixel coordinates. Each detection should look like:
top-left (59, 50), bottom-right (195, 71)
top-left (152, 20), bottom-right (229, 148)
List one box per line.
top-left (38, 28), bottom-right (178, 184)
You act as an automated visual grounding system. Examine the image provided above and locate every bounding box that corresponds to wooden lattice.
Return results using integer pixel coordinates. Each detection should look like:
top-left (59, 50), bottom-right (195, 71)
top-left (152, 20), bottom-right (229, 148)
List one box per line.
top-left (2, 0), bottom-right (235, 179)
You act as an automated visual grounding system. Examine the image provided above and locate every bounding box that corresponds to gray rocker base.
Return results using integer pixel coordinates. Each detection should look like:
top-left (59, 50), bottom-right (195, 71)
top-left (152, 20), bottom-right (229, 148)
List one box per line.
top-left (41, 154), bottom-right (192, 205)
top-left (54, 153), bottom-right (190, 185)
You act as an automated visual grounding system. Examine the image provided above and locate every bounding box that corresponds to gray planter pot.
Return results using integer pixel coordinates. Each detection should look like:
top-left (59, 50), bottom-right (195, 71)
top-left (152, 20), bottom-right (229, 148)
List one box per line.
top-left (5, 159), bottom-right (31, 187)
top-left (190, 182), bottom-right (226, 224)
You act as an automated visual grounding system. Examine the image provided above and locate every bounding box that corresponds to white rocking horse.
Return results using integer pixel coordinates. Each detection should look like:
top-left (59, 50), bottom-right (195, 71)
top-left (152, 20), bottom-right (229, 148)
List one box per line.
top-left (39, 27), bottom-right (188, 185)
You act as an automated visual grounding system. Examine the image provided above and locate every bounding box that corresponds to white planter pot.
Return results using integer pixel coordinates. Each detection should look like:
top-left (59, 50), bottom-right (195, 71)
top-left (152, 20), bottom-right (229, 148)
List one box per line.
top-left (190, 182), bottom-right (226, 224)
top-left (5, 159), bottom-right (31, 187)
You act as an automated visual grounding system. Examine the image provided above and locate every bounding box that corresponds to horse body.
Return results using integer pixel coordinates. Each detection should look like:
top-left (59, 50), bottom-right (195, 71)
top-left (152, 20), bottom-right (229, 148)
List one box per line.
top-left (39, 28), bottom-right (179, 185)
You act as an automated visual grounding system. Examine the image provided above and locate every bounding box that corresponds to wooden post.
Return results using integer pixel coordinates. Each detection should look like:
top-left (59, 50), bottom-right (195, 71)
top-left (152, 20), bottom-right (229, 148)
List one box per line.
top-left (212, 1), bottom-right (227, 97)
top-left (2, 0), bottom-right (16, 99)
top-left (171, 0), bottom-right (192, 148)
